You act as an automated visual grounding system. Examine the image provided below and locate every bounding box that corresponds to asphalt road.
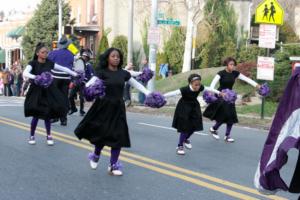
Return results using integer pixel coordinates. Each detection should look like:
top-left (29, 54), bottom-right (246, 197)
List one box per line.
top-left (0, 96), bottom-right (298, 200)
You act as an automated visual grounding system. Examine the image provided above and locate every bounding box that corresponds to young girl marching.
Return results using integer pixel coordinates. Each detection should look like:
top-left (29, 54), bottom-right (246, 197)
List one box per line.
top-left (164, 74), bottom-right (222, 155)
top-left (203, 57), bottom-right (261, 143)
top-left (74, 48), bottom-right (158, 176)
top-left (23, 43), bottom-right (77, 145)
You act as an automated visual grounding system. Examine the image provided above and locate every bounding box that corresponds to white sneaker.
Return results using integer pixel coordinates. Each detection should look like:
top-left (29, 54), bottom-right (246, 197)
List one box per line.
top-left (108, 162), bottom-right (123, 176)
top-left (210, 127), bottom-right (220, 140)
top-left (46, 136), bottom-right (54, 146)
top-left (184, 140), bottom-right (192, 150)
top-left (28, 136), bottom-right (36, 145)
top-left (88, 153), bottom-right (99, 170)
top-left (224, 136), bottom-right (235, 143)
top-left (176, 146), bottom-right (185, 155)
top-left (90, 160), bottom-right (98, 169)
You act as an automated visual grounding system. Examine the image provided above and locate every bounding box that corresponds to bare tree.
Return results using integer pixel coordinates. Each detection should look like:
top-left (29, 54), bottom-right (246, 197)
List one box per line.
top-left (182, 0), bottom-right (205, 72)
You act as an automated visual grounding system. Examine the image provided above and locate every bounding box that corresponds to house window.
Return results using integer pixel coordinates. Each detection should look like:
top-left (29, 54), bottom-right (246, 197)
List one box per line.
top-left (87, 0), bottom-right (91, 23)
top-left (94, 0), bottom-right (98, 14)
top-left (87, 0), bottom-right (96, 24)
top-left (89, 35), bottom-right (95, 53)
top-left (77, 6), bottom-right (81, 25)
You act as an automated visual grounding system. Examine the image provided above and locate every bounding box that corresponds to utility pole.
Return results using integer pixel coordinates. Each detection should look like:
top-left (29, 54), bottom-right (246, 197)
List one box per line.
top-left (58, 0), bottom-right (63, 40)
top-left (128, 0), bottom-right (134, 64)
top-left (147, 0), bottom-right (158, 92)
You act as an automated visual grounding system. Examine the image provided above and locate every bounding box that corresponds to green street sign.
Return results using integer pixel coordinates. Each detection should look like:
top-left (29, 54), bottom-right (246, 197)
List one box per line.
top-left (157, 19), bottom-right (180, 26)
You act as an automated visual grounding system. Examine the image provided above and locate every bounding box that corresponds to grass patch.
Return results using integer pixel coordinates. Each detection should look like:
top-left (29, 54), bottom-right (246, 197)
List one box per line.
top-left (133, 68), bottom-right (278, 118)
top-left (236, 101), bottom-right (278, 117)
top-left (154, 67), bottom-right (257, 95)
top-left (155, 68), bottom-right (221, 93)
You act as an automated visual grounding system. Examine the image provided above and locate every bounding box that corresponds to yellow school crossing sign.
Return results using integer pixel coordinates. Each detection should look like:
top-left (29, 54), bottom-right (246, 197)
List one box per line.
top-left (255, 0), bottom-right (284, 26)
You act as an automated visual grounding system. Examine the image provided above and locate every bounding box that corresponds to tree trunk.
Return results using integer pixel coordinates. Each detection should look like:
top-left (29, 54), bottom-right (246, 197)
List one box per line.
top-left (182, 8), bottom-right (194, 73)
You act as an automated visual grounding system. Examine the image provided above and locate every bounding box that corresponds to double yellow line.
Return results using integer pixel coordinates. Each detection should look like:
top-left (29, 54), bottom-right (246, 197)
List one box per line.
top-left (0, 116), bottom-right (287, 200)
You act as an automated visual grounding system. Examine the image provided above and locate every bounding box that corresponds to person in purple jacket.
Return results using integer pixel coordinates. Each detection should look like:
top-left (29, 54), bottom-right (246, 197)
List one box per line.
top-left (47, 36), bottom-right (75, 126)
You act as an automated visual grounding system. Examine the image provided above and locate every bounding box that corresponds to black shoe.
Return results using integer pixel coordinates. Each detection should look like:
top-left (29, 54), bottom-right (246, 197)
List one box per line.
top-left (80, 111), bottom-right (86, 116)
top-left (60, 121), bottom-right (67, 126)
top-left (50, 119), bottom-right (59, 123)
top-left (68, 109), bottom-right (78, 115)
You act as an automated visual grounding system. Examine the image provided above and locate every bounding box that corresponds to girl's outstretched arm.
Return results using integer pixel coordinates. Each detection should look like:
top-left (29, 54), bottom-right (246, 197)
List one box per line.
top-left (128, 78), bottom-right (151, 95)
top-left (210, 75), bottom-right (221, 89)
top-left (23, 65), bottom-right (36, 79)
top-left (238, 74), bottom-right (260, 88)
top-left (163, 90), bottom-right (181, 98)
top-left (126, 70), bottom-right (142, 77)
top-left (54, 63), bottom-right (78, 77)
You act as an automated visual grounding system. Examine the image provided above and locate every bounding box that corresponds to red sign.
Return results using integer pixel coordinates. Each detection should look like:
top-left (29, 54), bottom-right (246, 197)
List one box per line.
top-left (147, 27), bottom-right (160, 45)
top-left (258, 24), bottom-right (277, 49)
top-left (257, 56), bottom-right (275, 81)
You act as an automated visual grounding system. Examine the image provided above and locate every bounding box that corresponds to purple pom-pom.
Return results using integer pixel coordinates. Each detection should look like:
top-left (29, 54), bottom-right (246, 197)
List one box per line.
top-left (137, 68), bottom-right (154, 84)
top-left (34, 72), bottom-right (53, 88)
top-left (222, 89), bottom-right (237, 104)
top-left (144, 92), bottom-right (166, 108)
top-left (84, 79), bottom-right (106, 102)
top-left (74, 70), bottom-right (85, 85)
top-left (203, 91), bottom-right (218, 104)
top-left (258, 83), bottom-right (270, 97)
top-left (111, 161), bottom-right (123, 170)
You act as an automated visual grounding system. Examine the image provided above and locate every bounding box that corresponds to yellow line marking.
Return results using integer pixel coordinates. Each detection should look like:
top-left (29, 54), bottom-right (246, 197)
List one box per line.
top-left (0, 116), bottom-right (287, 200)
top-left (0, 118), bottom-right (261, 200)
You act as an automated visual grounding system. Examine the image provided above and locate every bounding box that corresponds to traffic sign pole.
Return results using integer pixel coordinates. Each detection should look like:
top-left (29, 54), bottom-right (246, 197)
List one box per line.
top-left (261, 49), bottom-right (270, 120)
top-left (255, 0), bottom-right (284, 119)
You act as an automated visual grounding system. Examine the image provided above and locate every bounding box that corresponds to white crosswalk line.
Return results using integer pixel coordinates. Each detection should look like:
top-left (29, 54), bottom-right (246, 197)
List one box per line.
top-left (137, 122), bottom-right (209, 136)
top-left (0, 97), bottom-right (24, 107)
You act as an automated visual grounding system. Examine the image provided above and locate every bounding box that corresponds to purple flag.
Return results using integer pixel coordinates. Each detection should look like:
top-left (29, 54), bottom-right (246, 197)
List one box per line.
top-left (254, 67), bottom-right (300, 194)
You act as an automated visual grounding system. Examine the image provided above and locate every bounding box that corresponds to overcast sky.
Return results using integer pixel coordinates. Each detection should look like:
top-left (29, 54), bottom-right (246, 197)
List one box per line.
top-left (0, 0), bottom-right (41, 13)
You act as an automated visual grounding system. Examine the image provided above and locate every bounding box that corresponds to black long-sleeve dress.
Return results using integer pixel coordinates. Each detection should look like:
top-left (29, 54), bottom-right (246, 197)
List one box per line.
top-left (74, 69), bottom-right (132, 148)
top-left (24, 60), bottom-right (68, 120)
top-left (172, 85), bottom-right (205, 135)
top-left (203, 70), bottom-right (240, 124)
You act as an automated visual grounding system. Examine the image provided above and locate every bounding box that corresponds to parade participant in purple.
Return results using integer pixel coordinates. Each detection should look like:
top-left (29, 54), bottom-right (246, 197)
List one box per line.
top-left (48, 36), bottom-right (75, 126)
top-left (203, 57), bottom-right (261, 143)
top-left (69, 49), bottom-right (94, 116)
top-left (254, 63), bottom-right (300, 196)
top-left (74, 48), bottom-right (153, 176)
top-left (164, 74), bottom-right (222, 155)
top-left (23, 43), bottom-right (77, 145)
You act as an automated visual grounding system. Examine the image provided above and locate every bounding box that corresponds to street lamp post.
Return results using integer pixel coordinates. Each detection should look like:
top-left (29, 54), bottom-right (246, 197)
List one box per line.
top-left (58, 0), bottom-right (63, 40)
top-left (128, 0), bottom-right (134, 64)
top-left (147, 0), bottom-right (158, 92)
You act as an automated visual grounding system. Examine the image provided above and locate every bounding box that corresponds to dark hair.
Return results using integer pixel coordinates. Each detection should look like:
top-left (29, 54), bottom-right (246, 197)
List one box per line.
top-left (33, 42), bottom-right (47, 60)
top-left (97, 48), bottom-right (124, 70)
top-left (223, 57), bottom-right (237, 67)
top-left (188, 73), bottom-right (201, 83)
top-left (80, 48), bottom-right (92, 56)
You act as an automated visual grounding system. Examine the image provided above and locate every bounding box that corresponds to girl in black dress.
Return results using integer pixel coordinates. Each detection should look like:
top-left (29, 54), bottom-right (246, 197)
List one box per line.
top-left (203, 57), bottom-right (261, 143)
top-left (74, 48), bottom-right (151, 176)
top-left (23, 43), bottom-right (77, 145)
top-left (164, 74), bottom-right (222, 155)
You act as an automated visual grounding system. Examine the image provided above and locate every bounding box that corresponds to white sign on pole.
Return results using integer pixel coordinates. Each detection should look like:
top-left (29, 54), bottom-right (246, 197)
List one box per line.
top-left (147, 27), bottom-right (160, 45)
top-left (258, 24), bottom-right (277, 49)
top-left (257, 56), bottom-right (275, 81)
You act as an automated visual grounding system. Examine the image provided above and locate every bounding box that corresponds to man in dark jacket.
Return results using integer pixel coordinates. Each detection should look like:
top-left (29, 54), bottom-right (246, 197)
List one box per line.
top-left (48, 36), bottom-right (75, 126)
